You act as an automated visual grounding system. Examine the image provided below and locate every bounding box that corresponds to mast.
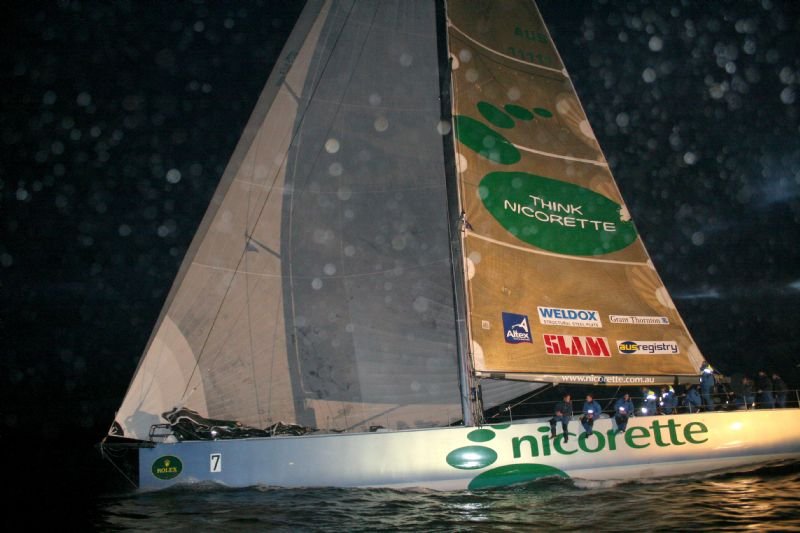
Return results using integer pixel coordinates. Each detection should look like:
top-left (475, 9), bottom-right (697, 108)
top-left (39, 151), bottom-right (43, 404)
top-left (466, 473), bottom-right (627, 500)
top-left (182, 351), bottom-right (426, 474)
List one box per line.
top-left (436, 0), bottom-right (483, 427)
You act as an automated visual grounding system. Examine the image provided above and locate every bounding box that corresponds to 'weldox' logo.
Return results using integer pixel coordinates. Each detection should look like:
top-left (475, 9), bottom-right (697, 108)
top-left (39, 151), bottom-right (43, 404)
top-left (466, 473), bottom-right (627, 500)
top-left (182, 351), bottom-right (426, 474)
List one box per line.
top-left (538, 306), bottom-right (601, 328)
top-left (152, 455), bottom-right (182, 480)
top-left (543, 334), bottom-right (610, 357)
top-left (478, 171), bottom-right (638, 256)
top-left (503, 312), bottom-right (532, 344)
top-left (617, 340), bottom-right (679, 354)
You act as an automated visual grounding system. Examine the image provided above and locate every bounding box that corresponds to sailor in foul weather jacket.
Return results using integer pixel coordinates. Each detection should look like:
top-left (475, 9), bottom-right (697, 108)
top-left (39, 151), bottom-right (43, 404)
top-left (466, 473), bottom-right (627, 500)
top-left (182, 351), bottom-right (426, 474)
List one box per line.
top-left (685, 385), bottom-right (702, 413)
top-left (549, 396), bottom-right (573, 440)
top-left (581, 397), bottom-right (603, 435)
top-left (641, 388), bottom-right (658, 416)
top-left (613, 395), bottom-right (634, 432)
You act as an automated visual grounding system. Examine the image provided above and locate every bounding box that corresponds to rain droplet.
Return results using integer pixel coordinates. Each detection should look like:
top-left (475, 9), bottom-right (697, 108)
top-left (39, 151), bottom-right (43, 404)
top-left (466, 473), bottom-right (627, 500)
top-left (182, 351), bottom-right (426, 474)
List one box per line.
top-left (323, 263), bottom-right (337, 276)
top-left (436, 120), bottom-right (451, 135)
top-left (344, 245), bottom-right (356, 257)
top-left (311, 278), bottom-right (323, 290)
top-left (456, 153), bottom-right (468, 173)
top-left (648, 36), bottom-right (663, 52)
top-left (337, 186), bottom-right (352, 201)
top-left (374, 116), bottom-right (389, 132)
top-left (579, 120), bottom-right (594, 139)
top-left (459, 49), bottom-right (472, 63)
top-left (413, 297), bottom-right (429, 313)
top-left (77, 92), bottom-right (92, 107)
top-left (780, 87), bottom-right (795, 104)
top-left (369, 93), bottom-right (382, 106)
top-left (466, 69), bottom-right (479, 82)
top-left (166, 168), bottom-right (181, 183)
top-left (328, 162), bottom-right (343, 176)
top-left (399, 53), bottom-right (413, 67)
top-left (324, 138), bottom-right (340, 153)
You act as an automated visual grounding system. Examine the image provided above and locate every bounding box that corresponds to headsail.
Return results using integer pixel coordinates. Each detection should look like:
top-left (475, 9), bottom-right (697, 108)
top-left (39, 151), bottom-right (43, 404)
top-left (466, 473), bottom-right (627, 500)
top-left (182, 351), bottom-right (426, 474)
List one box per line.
top-left (446, 0), bottom-right (705, 386)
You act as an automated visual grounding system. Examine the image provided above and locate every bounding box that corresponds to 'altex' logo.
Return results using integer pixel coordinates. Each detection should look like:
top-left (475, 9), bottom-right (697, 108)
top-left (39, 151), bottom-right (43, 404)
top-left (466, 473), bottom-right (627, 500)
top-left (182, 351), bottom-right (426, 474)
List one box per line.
top-left (455, 102), bottom-right (638, 256)
top-left (445, 424), bottom-right (568, 490)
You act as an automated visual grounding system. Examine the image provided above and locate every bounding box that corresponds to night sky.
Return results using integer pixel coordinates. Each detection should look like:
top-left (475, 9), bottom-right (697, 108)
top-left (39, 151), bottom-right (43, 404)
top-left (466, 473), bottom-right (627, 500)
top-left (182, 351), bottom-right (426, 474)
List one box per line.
top-left (2, 0), bottom-right (799, 516)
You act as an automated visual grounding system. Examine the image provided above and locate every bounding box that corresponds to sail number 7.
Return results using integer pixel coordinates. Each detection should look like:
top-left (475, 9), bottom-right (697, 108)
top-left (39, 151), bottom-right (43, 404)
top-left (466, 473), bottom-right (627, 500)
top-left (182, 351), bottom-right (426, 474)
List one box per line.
top-left (210, 453), bottom-right (222, 473)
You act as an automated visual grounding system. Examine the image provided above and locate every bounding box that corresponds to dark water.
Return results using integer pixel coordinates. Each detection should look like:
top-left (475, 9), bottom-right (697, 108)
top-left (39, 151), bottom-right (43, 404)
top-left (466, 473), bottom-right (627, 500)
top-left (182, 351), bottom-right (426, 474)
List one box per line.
top-left (92, 462), bottom-right (800, 531)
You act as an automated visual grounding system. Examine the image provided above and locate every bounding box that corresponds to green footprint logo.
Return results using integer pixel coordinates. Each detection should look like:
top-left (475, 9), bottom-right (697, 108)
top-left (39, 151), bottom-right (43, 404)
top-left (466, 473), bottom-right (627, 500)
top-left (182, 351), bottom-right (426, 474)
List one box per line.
top-left (445, 424), bottom-right (569, 490)
top-left (455, 102), bottom-right (553, 165)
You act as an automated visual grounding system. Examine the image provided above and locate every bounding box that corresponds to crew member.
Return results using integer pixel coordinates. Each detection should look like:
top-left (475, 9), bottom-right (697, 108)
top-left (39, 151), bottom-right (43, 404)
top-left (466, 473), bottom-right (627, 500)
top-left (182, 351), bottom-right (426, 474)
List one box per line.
top-left (772, 372), bottom-right (788, 408)
top-left (549, 393), bottom-right (573, 442)
top-left (756, 370), bottom-right (775, 409)
top-left (581, 394), bottom-right (603, 436)
top-left (660, 385), bottom-right (676, 415)
top-left (613, 393), bottom-right (634, 433)
top-left (641, 387), bottom-right (658, 416)
top-left (740, 376), bottom-right (755, 410)
top-left (700, 361), bottom-right (716, 411)
top-left (685, 384), bottom-right (702, 413)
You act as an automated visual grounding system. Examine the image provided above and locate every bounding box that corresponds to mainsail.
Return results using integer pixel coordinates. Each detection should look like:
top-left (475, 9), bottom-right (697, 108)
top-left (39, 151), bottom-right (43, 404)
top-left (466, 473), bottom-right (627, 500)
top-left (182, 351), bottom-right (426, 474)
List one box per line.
top-left (112, 0), bottom-right (535, 441)
top-left (446, 1), bottom-right (705, 385)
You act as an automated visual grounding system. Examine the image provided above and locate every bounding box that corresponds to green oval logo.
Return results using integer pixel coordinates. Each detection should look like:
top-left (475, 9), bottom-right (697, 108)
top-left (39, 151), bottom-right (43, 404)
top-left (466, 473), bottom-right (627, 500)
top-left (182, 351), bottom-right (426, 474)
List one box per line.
top-left (152, 455), bottom-right (182, 480)
top-left (446, 446), bottom-right (498, 470)
top-left (467, 463), bottom-right (569, 490)
top-left (467, 429), bottom-right (496, 443)
top-left (479, 171), bottom-right (638, 255)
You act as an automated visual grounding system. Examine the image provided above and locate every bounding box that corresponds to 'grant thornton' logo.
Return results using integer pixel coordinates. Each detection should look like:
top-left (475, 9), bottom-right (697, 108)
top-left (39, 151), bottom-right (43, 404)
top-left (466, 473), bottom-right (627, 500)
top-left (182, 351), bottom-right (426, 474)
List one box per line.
top-left (152, 455), bottom-right (183, 480)
top-left (445, 419), bottom-right (710, 490)
top-left (502, 312), bottom-right (532, 344)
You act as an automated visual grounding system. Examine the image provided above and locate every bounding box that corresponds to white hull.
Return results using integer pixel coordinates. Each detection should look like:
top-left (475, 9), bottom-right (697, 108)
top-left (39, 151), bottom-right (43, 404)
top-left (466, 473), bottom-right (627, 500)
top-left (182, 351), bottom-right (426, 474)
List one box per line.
top-left (140, 409), bottom-right (800, 491)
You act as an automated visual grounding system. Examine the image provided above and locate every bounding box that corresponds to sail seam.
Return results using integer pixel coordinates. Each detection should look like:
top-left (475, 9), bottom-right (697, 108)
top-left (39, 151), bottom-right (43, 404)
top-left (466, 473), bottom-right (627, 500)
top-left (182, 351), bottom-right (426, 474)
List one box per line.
top-left (466, 232), bottom-right (650, 266)
top-left (511, 143), bottom-right (608, 167)
top-left (192, 259), bottom-right (451, 280)
top-left (233, 177), bottom-right (446, 194)
top-left (447, 21), bottom-right (565, 75)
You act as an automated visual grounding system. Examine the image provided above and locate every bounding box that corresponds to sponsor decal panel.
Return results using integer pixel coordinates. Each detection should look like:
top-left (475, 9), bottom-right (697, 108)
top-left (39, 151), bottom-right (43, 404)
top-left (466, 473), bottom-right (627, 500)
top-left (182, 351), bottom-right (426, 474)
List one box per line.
top-left (617, 340), bottom-right (679, 355)
top-left (479, 171), bottom-right (638, 256)
top-left (542, 334), bottom-right (610, 357)
top-left (444, 419), bottom-right (710, 490)
top-left (538, 306), bottom-right (602, 328)
top-left (502, 312), bottom-right (532, 344)
top-left (609, 315), bottom-right (669, 325)
top-left (152, 455), bottom-right (183, 480)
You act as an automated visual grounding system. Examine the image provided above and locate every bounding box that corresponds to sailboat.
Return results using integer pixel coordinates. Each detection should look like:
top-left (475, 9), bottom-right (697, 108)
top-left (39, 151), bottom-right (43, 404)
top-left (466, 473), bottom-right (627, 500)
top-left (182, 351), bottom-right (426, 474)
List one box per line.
top-left (104, 0), bottom-right (800, 491)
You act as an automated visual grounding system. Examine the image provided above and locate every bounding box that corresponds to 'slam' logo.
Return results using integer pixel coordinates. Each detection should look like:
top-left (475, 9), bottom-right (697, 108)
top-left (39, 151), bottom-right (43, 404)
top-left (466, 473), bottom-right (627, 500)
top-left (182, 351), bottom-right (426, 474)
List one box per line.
top-left (502, 312), bottom-right (532, 344)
